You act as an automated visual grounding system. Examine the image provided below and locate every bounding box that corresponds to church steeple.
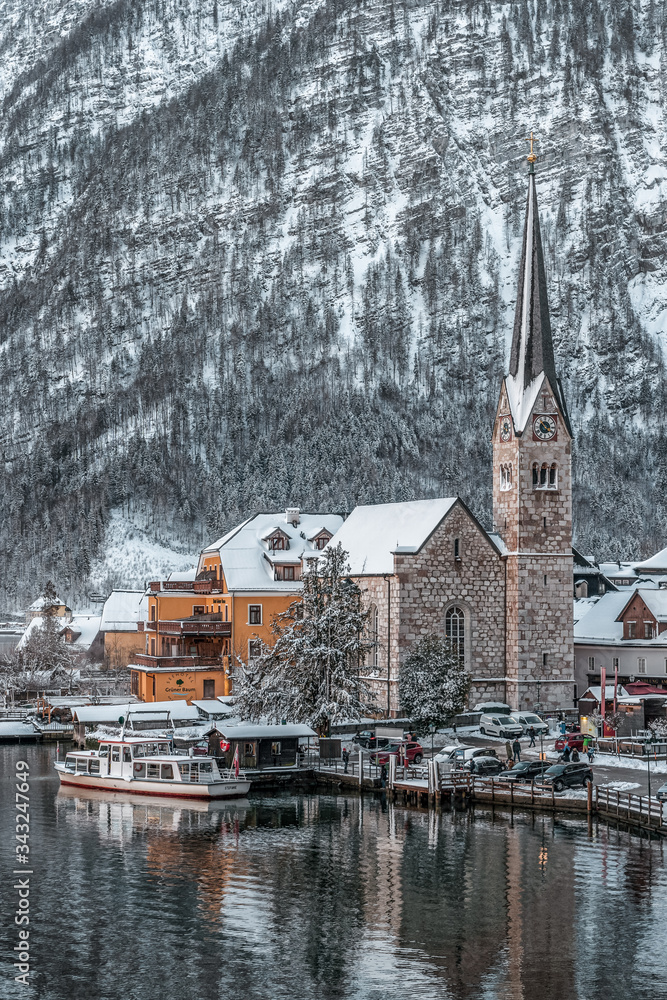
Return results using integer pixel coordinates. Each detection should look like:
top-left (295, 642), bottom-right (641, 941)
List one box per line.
top-left (505, 147), bottom-right (570, 434)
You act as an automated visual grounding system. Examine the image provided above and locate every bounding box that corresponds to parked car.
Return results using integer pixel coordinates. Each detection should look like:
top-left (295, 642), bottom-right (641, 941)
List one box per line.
top-left (479, 714), bottom-right (524, 739)
top-left (541, 762), bottom-right (593, 792)
top-left (371, 741), bottom-right (424, 765)
top-left (510, 713), bottom-right (549, 736)
top-left (466, 756), bottom-right (506, 776)
top-left (352, 732), bottom-right (392, 750)
top-left (504, 760), bottom-right (551, 783)
top-left (433, 744), bottom-right (472, 763)
top-left (656, 782), bottom-right (667, 803)
top-left (437, 746), bottom-right (499, 766)
top-left (554, 732), bottom-right (586, 752)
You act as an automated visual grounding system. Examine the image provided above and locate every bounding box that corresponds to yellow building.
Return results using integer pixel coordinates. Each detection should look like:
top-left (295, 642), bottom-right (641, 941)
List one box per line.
top-left (100, 590), bottom-right (148, 668)
top-left (131, 508), bottom-right (343, 703)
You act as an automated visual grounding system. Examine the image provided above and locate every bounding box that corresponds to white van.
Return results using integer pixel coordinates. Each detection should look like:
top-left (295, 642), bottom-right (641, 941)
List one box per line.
top-left (510, 712), bottom-right (549, 736)
top-left (479, 714), bottom-right (523, 739)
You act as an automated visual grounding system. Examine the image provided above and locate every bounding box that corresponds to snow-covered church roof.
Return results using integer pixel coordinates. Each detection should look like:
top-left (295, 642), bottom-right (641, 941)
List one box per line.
top-left (328, 498), bottom-right (459, 576)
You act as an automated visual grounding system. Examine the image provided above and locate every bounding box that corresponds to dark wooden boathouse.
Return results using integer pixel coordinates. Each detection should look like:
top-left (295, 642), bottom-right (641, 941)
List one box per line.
top-left (204, 724), bottom-right (316, 770)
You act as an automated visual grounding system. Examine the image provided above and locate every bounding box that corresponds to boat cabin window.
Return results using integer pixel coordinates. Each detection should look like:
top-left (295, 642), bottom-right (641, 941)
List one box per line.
top-left (65, 756), bottom-right (77, 770)
top-left (122, 747), bottom-right (132, 763)
top-left (200, 762), bottom-right (212, 774)
top-left (111, 747), bottom-right (120, 763)
top-left (76, 759), bottom-right (89, 773)
top-left (89, 760), bottom-right (100, 774)
top-left (161, 764), bottom-right (174, 780)
top-left (99, 744), bottom-right (109, 757)
top-left (179, 763), bottom-right (190, 780)
top-left (147, 763), bottom-right (160, 779)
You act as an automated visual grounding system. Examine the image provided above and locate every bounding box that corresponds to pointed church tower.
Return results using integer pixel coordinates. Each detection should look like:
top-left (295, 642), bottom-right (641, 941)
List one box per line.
top-left (493, 145), bottom-right (574, 713)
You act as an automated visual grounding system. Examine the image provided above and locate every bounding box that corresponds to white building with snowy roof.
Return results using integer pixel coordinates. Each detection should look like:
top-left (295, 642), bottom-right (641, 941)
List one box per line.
top-left (574, 587), bottom-right (667, 695)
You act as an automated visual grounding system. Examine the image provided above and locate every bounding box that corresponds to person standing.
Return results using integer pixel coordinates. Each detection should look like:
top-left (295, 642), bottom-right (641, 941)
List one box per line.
top-left (505, 739), bottom-right (513, 763)
top-left (342, 747), bottom-right (350, 774)
top-left (512, 738), bottom-right (522, 762)
top-left (528, 725), bottom-right (536, 748)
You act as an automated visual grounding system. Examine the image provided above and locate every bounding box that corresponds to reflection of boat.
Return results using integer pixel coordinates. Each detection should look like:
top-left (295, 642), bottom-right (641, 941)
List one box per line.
top-left (57, 783), bottom-right (250, 814)
top-left (55, 734), bottom-right (251, 800)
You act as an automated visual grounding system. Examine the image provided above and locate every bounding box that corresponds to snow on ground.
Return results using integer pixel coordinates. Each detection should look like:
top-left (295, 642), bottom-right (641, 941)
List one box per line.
top-left (87, 510), bottom-right (196, 598)
top-left (599, 781), bottom-right (641, 791)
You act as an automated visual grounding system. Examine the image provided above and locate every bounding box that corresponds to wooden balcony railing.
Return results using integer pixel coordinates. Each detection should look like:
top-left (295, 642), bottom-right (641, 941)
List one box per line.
top-left (134, 654), bottom-right (229, 669)
top-left (156, 620), bottom-right (231, 637)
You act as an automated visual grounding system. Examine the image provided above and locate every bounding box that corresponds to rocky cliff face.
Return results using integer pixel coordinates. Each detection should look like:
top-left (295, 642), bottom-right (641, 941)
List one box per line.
top-left (1, 0), bottom-right (666, 605)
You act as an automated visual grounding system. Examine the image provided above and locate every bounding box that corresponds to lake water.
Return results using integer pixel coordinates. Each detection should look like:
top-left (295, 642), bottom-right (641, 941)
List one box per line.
top-left (1, 744), bottom-right (666, 1000)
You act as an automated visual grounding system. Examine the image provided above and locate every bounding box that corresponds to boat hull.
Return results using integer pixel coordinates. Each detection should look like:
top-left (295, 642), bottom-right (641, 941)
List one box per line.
top-left (56, 768), bottom-right (250, 800)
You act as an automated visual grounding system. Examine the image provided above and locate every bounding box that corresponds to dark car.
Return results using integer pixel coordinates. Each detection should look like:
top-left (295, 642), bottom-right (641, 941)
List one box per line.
top-left (371, 741), bottom-right (424, 765)
top-left (352, 732), bottom-right (391, 750)
top-left (656, 782), bottom-right (667, 803)
top-left (541, 762), bottom-right (593, 792)
top-left (554, 732), bottom-right (585, 752)
top-left (504, 760), bottom-right (551, 783)
top-left (466, 756), bottom-right (506, 777)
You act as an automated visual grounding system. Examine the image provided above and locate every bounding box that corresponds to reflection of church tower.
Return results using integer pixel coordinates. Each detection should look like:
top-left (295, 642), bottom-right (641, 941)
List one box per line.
top-left (493, 144), bottom-right (574, 712)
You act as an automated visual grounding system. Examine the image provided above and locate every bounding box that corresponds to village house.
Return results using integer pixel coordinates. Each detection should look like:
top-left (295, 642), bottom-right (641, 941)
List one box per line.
top-left (574, 586), bottom-right (667, 695)
top-left (130, 509), bottom-right (343, 703)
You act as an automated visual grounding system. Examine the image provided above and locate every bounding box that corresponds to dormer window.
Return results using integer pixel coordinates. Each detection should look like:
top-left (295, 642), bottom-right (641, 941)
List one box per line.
top-left (310, 530), bottom-right (333, 550)
top-left (265, 528), bottom-right (290, 551)
top-left (274, 565), bottom-right (298, 582)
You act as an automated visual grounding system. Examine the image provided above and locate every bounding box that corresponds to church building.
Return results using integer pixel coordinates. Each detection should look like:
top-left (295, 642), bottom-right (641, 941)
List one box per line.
top-left (330, 152), bottom-right (576, 715)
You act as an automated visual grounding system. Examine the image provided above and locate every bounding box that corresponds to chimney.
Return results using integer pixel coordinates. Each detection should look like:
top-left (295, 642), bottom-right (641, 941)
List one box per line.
top-left (285, 507), bottom-right (300, 526)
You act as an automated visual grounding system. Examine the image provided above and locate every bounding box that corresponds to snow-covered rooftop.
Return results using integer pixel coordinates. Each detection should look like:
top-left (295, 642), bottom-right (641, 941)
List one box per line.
top-left (574, 592), bottom-right (629, 643)
top-left (73, 701), bottom-right (200, 724)
top-left (61, 614), bottom-right (101, 650)
top-left (100, 591), bottom-right (148, 632)
top-left (634, 545), bottom-right (667, 573)
top-left (201, 511), bottom-right (344, 592)
top-left (599, 562), bottom-right (637, 580)
top-left (573, 598), bottom-right (599, 624)
top-left (575, 589), bottom-right (667, 645)
top-left (327, 498), bottom-right (458, 576)
top-left (28, 594), bottom-right (67, 612)
top-left (191, 699), bottom-right (236, 717)
top-left (580, 685), bottom-right (630, 702)
top-left (207, 723), bottom-right (317, 739)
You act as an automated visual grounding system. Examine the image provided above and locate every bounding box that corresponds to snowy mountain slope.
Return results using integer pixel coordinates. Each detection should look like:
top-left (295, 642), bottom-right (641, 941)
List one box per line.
top-left (0, 0), bottom-right (666, 606)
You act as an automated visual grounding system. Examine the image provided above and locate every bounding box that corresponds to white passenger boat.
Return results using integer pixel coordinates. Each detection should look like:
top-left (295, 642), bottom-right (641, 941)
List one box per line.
top-left (54, 734), bottom-right (251, 800)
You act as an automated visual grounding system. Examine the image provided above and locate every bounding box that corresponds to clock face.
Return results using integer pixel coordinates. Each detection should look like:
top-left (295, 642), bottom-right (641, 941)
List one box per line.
top-left (499, 416), bottom-right (512, 442)
top-left (533, 414), bottom-right (557, 441)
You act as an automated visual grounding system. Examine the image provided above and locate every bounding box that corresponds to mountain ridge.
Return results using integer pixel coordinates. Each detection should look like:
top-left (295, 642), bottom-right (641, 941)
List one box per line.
top-left (1, 0), bottom-right (666, 606)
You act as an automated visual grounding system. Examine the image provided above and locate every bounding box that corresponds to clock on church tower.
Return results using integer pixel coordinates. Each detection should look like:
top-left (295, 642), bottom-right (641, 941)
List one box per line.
top-left (491, 142), bottom-right (574, 716)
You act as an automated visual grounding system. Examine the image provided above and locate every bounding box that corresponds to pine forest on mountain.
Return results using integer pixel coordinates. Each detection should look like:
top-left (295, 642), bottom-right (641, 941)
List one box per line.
top-left (1, 0), bottom-right (666, 608)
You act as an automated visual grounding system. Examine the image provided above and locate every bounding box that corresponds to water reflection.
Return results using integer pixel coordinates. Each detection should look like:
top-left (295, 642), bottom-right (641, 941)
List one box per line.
top-left (0, 746), bottom-right (666, 1000)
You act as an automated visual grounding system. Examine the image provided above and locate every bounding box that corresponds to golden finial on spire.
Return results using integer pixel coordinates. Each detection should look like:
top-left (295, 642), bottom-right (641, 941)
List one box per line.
top-left (526, 130), bottom-right (538, 165)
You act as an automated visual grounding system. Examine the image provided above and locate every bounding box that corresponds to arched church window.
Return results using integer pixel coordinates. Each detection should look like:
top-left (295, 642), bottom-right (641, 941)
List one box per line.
top-left (540, 463), bottom-right (548, 487)
top-left (549, 463), bottom-right (558, 488)
top-left (532, 463), bottom-right (539, 488)
top-left (500, 463), bottom-right (512, 491)
top-left (368, 603), bottom-right (379, 668)
top-left (445, 606), bottom-right (465, 666)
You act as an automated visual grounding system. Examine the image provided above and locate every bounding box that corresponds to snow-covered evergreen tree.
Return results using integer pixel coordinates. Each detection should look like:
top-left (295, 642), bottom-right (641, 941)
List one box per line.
top-left (235, 544), bottom-right (375, 732)
top-left (398, 635), bottom-right (471, 735)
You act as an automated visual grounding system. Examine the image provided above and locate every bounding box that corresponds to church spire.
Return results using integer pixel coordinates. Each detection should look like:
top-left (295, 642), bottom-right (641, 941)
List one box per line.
top-left (505, 139), bottom-right (570, 434)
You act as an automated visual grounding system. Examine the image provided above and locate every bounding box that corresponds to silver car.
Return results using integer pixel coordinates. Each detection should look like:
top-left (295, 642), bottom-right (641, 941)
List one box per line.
top-left (479, 714), bottom-right (523, 739)
top-left (510, 712), bottom-right (549, 736)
